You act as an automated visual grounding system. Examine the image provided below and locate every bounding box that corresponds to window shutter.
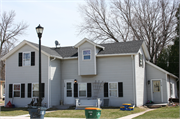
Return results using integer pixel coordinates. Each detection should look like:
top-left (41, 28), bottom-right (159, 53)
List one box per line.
top-left (9, 84), bottom-right (12, 98)
top-left (31, 52), bottom-right (35, 66)
top-left (74, 83), bottom-right (78, 97)
top-left (19, 53), bottom-right (22, 67)
top-left (104, 83), bottom-right (108, 97)
top-left (118, 82), bottom-right (123, 97)
top-left (87, 83), bottom-right (91, 97)
top-left (21, 84), bottom-right (25, 98)
top-left (28, 83), bottom-right (31, 98)
top-left (41, 83), bottom-right (45, 97)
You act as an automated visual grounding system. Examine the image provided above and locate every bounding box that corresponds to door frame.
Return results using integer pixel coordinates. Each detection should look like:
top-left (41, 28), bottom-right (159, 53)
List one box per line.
top-left (64, 79), bottom-right (74, 105)
top-left (151, 79), bottom-right (163, 102)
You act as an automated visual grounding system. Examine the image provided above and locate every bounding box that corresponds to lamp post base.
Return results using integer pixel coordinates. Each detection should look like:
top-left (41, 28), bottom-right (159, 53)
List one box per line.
top-left (28, 106), bottom-right (47, 119)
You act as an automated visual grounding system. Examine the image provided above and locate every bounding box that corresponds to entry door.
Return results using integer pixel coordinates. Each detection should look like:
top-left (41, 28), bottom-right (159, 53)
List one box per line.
top-left (64, 80), bottom-right (74, 105)
top-left (152, 80), bottom-right (161, 103)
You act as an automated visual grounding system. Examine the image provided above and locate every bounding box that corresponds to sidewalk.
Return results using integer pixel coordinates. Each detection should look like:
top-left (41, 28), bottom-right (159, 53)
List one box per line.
top-left (0, 109), bottom-right (154, 119)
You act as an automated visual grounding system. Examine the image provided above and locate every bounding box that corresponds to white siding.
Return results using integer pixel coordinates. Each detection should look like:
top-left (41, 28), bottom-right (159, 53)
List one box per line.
top-left (146, 62), bottom-right (167, 103)
top-left (5, 44), bottom-right (49, 107)
top-left (62, 56), bottom-right (134, 107)
top-left (79, 42), bottom-right (96, 75)
top-left (134, 47), bottom-right (147, 106)
top-left (167, 75), bottom-right (178, 98)
top-left (49, 59), bottom-right (61, 107)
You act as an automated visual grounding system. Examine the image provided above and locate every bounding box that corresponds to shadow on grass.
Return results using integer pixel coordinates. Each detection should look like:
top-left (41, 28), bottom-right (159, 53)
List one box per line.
top-left (0, 106), bottom-right (28, 111)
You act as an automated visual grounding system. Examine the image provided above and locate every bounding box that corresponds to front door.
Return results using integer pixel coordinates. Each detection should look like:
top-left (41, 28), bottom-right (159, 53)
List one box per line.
top-left (64, 80), bottom-right (74, 105)
top-left (152, 80), bottom-right (161, 103)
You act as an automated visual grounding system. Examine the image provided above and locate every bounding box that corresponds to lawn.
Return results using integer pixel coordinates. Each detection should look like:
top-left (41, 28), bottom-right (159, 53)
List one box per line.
top-left (134, 106), bottom-right (180, 119)
top-left (45, 107), bottom-right (146, 118)
top-left (0, 107), bottom-right (29, 116)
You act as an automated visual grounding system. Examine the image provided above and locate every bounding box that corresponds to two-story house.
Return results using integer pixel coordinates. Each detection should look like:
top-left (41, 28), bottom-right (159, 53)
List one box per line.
top-left (1, 38), bottom-right (178, 108)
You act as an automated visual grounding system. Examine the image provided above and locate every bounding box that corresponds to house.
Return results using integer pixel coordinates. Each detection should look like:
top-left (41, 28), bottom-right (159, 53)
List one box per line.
top-left (0, 79), bottom-right (5, 99)
top-left (1, 38), bottom-right (178, 108)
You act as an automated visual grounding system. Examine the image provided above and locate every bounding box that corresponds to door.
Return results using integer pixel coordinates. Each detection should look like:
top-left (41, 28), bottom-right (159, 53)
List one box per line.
top-left (64, 80), bottom-right (74, 105)
top-left (152, 80), bottom-right (161, 103)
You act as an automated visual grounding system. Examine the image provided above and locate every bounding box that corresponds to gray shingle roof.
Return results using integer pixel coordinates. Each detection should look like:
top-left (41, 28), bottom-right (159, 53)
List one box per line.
top-left (28, 40), bottom-right (144, 58)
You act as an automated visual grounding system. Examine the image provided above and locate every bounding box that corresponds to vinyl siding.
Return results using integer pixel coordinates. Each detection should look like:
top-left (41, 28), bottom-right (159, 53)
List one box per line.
top-left (5, 44), bottom-right (48, 107)
top-left (62, 56), bottom-right (134, 107)
top-left (49, 59), bottom-right (61, 107)
top-left (135, 47), bottom-right (147, 106)
top-left (146, 62), bottom-right (167, 103)
top-left (79, 42), bottom-right (96, 75)
top-left (167, 75), bottom-right (178, 99)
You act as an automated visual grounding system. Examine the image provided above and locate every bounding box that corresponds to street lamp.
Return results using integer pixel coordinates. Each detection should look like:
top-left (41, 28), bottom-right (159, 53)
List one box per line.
top-left (36, 24), bottom-right (44, 106)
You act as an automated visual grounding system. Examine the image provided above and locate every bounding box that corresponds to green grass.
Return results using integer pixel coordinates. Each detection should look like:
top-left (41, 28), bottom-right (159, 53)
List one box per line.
top-left (45, 107), bottom-right (146, 118)
top-left (134, 106), bottom-right (180, 119)
top-left (0, 107), bottom-right (29, 116)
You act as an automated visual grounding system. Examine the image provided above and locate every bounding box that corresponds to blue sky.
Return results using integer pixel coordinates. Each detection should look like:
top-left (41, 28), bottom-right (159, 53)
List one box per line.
top-left (1, 0), bottom-right (87, 47)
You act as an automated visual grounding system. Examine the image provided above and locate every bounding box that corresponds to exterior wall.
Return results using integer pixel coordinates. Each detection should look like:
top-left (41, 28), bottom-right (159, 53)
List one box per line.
top-left (5, 44), bottom-right (49, 107)
top-left (0, 81), bottom-right (5, 99)
top-left (146, 63), bottom-right (167, 103)
top-left (134, 47), bottom-right (147, 106)
top-left (167, 75), bottom-right (178, 98)
top-left (62, 56), bottom-right (134, 107)
top-left (49, 58), bottom-right (61, 107)
top-left (78, 42), bottom-right (96, 75)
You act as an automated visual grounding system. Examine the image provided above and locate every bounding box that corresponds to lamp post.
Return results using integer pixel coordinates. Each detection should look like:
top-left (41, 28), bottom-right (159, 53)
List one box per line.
top-left (36, 24), bottom-right (44, 106)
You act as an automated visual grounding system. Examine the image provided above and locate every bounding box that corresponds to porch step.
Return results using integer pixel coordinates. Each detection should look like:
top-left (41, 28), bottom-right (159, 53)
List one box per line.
top-left (55, 105), bottom-right (74, 110)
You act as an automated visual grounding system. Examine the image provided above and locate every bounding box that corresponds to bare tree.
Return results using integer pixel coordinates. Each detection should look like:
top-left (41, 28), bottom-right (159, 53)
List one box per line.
top-left (0, 10), bottom-right (28, 79)
top-left (78, 0), bottom-right (179, 64)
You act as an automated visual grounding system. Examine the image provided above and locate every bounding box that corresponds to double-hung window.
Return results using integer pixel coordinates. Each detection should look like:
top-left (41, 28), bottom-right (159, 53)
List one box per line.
top-left (79, 83), bottom-right (87, 97)
top-left (13, 84), bottom-right (20, 97)
top-left (83, 50), bottom-right (91, 60)
top-left (109, 83), bottom-right (118, 97)
top-left (23, 52), bottom-right (31, 66)
top-left (32, 83), bottom-right (39, 97)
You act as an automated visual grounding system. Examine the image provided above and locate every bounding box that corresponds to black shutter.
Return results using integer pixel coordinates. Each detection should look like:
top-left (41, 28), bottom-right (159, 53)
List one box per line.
top-left (87, 83), bottom-right (91, 97)
top-left (104, 83), bottom-right (108, 97)
top-left (118, 82), bottom-right (123, 97)
top-left (19, 52), bottom-right (22, 67)
top-left (21, 84), bottom-right (25, 98)
top-left (41, 83), bottom-right (45, 97)
top-left (31, 52), bottom-right (35, 66)
top-left (74, 83), bottom-right (78, 97)
top-left (28, 83), bottom-right (31, 98)
top-left (9, 84), bottom-right (12, 98)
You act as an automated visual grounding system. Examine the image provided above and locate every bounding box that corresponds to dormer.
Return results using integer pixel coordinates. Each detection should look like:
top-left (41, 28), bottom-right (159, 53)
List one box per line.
top-left (74, 38), bottom-right (104, 75)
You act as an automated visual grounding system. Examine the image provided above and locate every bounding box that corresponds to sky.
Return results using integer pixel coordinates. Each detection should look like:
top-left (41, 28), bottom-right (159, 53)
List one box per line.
top-left (1, 0), bottom-right (88, 47)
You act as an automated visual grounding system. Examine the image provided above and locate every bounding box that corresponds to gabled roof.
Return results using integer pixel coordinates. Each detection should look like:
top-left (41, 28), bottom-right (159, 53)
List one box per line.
top-left (1, 39), bottom-right (150, 60)
top-left (74, 38), bottom-right (105, 50)
top-left (146, 61), bottom-right (178, 79)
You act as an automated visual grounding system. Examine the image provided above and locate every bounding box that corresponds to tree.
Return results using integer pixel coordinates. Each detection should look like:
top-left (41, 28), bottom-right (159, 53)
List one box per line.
top-left (0, 10), bottom-right (28, 79)
top-left (78, 0), bottom-right (179, 64)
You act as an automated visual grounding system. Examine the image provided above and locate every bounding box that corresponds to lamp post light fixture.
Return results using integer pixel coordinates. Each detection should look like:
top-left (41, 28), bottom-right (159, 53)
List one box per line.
top-left (36, 24), bottom-right (44, 106)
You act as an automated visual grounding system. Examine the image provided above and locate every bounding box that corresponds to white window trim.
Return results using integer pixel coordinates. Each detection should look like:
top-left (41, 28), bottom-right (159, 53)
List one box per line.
top-left (82, 49), bottom-right (91, 61)
top-left (108, 82), bottom-right (118, 97)
top-left (13, 83), bottom-right (21, 98)
top-left (66, 82), bottom-right (73, 97)
top-left (32, 83), bottom-right (39, 98)
top-left (23, 51), bottom-right (31, 66)
top-left (78, 83), bottom-right (87, 97)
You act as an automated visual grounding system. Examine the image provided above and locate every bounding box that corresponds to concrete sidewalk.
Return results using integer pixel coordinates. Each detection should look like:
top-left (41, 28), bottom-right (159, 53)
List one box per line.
top-left (0, 109), bottom-right (154, 119)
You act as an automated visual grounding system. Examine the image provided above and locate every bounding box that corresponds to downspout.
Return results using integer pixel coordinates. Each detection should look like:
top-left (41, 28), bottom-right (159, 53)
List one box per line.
top-left (131, 55), bottom-right (136, 106)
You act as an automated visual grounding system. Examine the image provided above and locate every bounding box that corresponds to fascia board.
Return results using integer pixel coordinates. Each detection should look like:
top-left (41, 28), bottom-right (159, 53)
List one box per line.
top-left (142, 42), bottom-right (150, 60)
top-left (1, 40), bottom-right (50, 61)
top-left (146, 61), bottom-right (178, 79)
top-left (96, 53), bottom-right (136, 57)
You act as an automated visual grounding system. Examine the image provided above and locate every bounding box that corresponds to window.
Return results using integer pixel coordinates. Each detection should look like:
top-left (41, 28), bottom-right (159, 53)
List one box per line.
top-left (170, 83), bottom-right (173, 96)
top-left (67, 82), bottom-right (72, 97)
top-left (33, 83), bottom-right (39, 97)
top-left (23, 52), bottom-right (31, 66)
top-left (79, 83), bottom-right (87, 97)
top-left (83, 50), bottom-right (91, 60)
top-left (109, 83), bottom-right (118, 97)
top-left (13, 84), bottom-right (20, 97)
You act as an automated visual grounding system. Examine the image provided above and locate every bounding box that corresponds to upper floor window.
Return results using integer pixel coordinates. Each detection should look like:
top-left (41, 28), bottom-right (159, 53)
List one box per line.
top-left (23, 52), bottom-right (31, 66)
top-left (139, 53), bottom-right (143, 67)
top-left (83, 50), bottom-right (91, 60)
